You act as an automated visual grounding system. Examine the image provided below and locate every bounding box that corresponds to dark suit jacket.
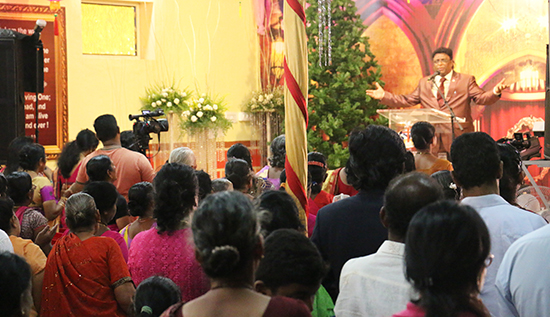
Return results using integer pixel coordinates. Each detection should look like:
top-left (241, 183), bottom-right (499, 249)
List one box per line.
top-left (380, 71), bottom-right (500, 151)
top-left (311, 189), bottom-right (387, 302)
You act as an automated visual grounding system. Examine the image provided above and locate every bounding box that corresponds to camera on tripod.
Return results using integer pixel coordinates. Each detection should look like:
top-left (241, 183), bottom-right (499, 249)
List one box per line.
top-left (128, 109), bottom-right (169, 155)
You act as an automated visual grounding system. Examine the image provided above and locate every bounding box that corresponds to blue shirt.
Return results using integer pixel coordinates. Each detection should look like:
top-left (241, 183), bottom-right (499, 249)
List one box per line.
top-left (496, 224), bottom-right (550, 317)
top-left (461, 194), bottom-right (546, 317)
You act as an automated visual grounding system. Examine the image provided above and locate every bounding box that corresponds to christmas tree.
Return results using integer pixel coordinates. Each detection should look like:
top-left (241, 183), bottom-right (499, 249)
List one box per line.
top-left (306, 0), bottom-right (384, 168)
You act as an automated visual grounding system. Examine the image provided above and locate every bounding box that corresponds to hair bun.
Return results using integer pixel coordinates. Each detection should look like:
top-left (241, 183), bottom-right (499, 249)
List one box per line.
top-left (206, 245), bottom-right (240, 276)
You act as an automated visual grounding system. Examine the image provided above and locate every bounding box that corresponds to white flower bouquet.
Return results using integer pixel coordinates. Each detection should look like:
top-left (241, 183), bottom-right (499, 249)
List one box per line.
top-left (140, 84), bottom-right (191, 114)
top-left (181, 93), bottom-right (232, 134)
top-left (244, 86), bottom-right (284, 114)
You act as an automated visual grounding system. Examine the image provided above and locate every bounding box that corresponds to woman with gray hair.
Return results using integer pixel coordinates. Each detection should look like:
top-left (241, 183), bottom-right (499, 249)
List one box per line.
top-left (169, 147), bottom-right (197, 169)
top-left (40, 192), bottom-right (135, 317)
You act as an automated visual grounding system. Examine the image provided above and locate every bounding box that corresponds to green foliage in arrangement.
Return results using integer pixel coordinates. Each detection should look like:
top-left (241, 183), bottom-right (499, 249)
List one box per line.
top-left (306, 0), bottom-right (385, 168)
top-left (180, 93), bottom-right (232, 134)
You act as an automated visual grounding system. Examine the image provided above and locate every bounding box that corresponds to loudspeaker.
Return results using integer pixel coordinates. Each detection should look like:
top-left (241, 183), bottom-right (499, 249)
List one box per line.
top-left (0, 32), bottom-right (26, 165)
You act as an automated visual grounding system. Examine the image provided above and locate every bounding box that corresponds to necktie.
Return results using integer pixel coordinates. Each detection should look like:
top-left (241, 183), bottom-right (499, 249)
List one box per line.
top-left (437, 77), bottom-right (446, 107)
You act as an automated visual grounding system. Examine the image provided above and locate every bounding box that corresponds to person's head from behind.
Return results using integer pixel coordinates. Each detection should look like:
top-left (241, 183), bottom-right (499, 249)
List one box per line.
top-left (58, 129), bottom-right (99, 179)
top-left (6, 172), bottom-right (33, 206)
top-left (0, 198), bottom-right (18, 236)
top-left (431, 170), bottom-right (461, 200)
top-left (382, 172), bottom-right (443, 242)
top-left (498, 143), bottom-right (523, 205)
top-left (411, 121), bottom-right (436, 151)
top-left (256, 190), bottom-right (304, 238)
top-left (133, 276), bottom-right (181, 317)
top-left (225, 158), bottom-right (252, 192)
top-left (211, 178), bottom-right (233, 193)
top-left (195, 170), bottom-right (212, 202)
top-left (254, 229), bottom-right (326, 311)
top-left (169, 147), bottom-right (197, 169)
top-left (154, 163), bottom-right (197, 234)
top-left (269, 135), bottom-right (286, 169)
top-left (76, 128), bottom-right (99, 154)
top-left (83, 181), bottom-right (119, 225)
top-left (405, 200), bottom-right (491, 317)
top-left (0, 174), bottom-right (7, 199)
top-left (450, 132), bottom-right (501, 191)
top-left (0, 252), bottom-right (32, 317)
top-left (18, 143), bottom-right (46, 172)
top-left (128, 182), bottom-right (154, 218)
top-left (5, 136), bottom-right (34, 175)
top-left (192, 191), bottom-right (261, 280)
top-left (65, 192), bottom-right (99, 233)
top-left (347, 125), bottom-right (406, 191)
top-left (307, 152), bottom-right (328, 196)
top-left (93, 114), bottom-right (119, 143)
top-left (86, 155), bottom-right (116, 182)
top-left (431, 46), bottom-right (454, 77)
top-left (227, 143), bottom-right (253, 170)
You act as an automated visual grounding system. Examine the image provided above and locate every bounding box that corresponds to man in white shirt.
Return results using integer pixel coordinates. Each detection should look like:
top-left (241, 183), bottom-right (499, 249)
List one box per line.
top-left (450, 132), bottom-right (546, 317)
top-left (495, 224), bottom-right (550, 317)
top-left (335, 172), bottom-right (443, 317)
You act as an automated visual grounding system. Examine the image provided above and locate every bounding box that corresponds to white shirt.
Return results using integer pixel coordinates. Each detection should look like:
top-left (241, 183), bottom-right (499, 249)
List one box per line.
top-left (335, 240), bottom-right (414, 317)
top-left (0, 229), bottom-right (13, 253)
top-left (461, 194), bottom-right (546, 317)
top-left (495, 224), bottom-right (550, 317)
top-left (431, 70), bottom-right (454, 99)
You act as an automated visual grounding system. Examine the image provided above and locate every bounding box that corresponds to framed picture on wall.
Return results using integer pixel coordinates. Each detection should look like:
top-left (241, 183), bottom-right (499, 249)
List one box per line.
top-left (0, 3), bottom-right (68, 159)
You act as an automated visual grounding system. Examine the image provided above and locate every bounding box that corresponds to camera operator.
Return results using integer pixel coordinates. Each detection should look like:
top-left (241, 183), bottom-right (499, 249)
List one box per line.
top-left (67, 114), bottom-right (155, 200)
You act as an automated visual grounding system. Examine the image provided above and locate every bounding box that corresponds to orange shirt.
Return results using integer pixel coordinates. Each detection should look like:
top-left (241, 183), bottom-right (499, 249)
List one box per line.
top-left (76, 147), bottom-right (155, 199)
top-left (10, 236), bottom-right (47, 317)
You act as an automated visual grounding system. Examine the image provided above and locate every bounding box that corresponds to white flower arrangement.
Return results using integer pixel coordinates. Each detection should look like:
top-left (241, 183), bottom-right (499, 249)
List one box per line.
top-left (141, 84), bottom-right (191, 115)
top-left (180, 92), bottom-right (232, 134)
top-left (244, 86), bottom-right (284, 114)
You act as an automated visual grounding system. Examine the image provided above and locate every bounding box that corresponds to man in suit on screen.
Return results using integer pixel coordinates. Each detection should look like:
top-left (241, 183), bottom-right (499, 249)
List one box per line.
top-left (366, 47), bottom-right (508, 153)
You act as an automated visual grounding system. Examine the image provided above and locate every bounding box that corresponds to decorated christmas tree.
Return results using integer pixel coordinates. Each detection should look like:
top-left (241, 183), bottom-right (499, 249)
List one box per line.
top-left (306, 0), bottom-right (384, 168)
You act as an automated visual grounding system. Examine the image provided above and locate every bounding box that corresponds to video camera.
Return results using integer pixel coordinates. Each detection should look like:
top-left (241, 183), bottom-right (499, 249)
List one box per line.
top-left (128, 109), bottom-right (169, 155)
top-left (497, 132), bottom-right (541, 161)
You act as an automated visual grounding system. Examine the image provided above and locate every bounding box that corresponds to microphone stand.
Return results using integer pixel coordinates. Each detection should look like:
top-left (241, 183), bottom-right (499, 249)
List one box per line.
top-left (431, 77), bottom-right (463, 142)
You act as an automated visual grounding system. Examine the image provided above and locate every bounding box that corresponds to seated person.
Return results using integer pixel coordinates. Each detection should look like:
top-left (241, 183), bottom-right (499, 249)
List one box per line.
top-left (195, 170), bottom-right (212, 202)
top-left (308, 152), bottom-right (334, 213)
top-left (255, 229), bottom-right (329, 314)
top-left (133, 276), bottom-right (181, 317)
top-left (119, 182), bottom-right (155, 249)
top-left (0, 198), bottom-right (46, 315)
top-left (411, 121), bottom-right (452, 175)
top-left (40, 192), bottom-right (135, 316)
top-left (225, 158), bottom-right (253, 199)
top-left (82, 181), bottom-right (129, 262)
top-left (335, 172), bottom-right (443, 317)
top-left (0, 252), bottom-right (33, 317)
top-left (393, 200), bottom-right (492, 317)
top-left (86, 155), bottom-right (130, 231)
top-left (6, 172), bottom-right (48, 241)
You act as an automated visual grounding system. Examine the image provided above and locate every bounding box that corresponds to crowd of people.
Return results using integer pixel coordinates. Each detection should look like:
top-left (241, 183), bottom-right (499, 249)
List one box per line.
top-left (0, 112), bottom-right (548, 317)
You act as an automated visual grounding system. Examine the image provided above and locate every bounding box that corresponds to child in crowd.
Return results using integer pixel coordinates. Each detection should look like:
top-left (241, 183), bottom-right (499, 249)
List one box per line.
top-left (255, 229), bottom-right (331, 316)
top-left (133, 276), bottom-right (181, 317)
top-left (120, 182), bottom-right (155, 249)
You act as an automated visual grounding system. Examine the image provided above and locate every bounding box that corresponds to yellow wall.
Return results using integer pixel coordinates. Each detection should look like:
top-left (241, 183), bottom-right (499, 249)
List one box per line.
top-left (3, 0), bottom-right (260, 143)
